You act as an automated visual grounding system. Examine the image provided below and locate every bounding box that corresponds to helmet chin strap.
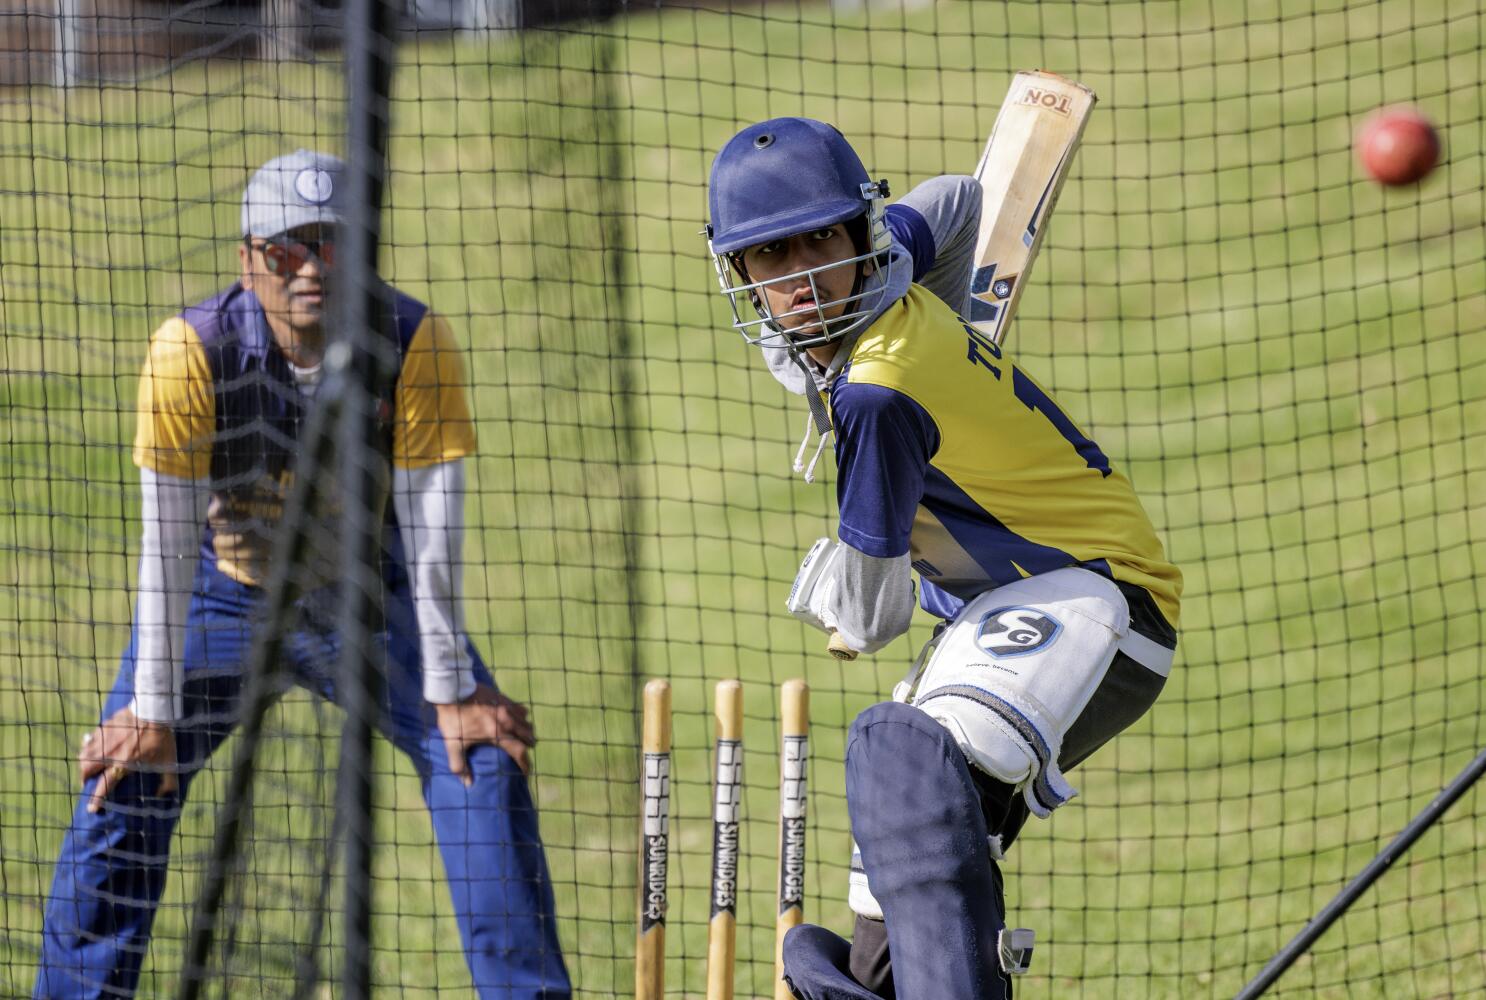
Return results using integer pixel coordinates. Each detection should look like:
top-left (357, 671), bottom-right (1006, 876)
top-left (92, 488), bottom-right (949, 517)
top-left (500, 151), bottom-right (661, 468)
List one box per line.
top-left (739, 251), bottom-right (874, 483)
top-left (788, 345), bottom-right (835, 483)
top-left (783, 254), bottom-right (876, 481)
top-left (789, 345), bottom-right (835, 434)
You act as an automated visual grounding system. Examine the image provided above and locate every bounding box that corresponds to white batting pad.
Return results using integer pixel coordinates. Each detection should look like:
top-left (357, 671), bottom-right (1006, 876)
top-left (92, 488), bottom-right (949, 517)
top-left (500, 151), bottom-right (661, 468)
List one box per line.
top-left (847, 840), bottom-right (882, 919)
top-left (910, 567), bottom-right (1129, 818)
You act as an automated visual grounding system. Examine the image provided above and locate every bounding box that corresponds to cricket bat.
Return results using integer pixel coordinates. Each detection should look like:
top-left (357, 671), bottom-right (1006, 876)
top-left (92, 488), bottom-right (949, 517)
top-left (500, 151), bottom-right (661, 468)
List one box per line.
top-left (825, 70), bottom-right (1095, 662)
top-left (968, 69), bottom-right (1096, 345)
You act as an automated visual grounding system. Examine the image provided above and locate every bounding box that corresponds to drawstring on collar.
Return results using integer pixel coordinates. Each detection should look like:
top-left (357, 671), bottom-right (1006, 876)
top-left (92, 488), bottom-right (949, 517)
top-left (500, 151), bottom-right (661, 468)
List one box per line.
top-left (790, 348), bottom-right (835, 483)
top-left (792, 408), bottom-right (833, 483)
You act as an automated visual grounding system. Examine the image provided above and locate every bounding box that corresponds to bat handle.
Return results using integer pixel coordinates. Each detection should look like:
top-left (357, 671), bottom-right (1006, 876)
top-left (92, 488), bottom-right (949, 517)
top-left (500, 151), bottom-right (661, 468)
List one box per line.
top-left (828, 631), bottom-right (858, 661)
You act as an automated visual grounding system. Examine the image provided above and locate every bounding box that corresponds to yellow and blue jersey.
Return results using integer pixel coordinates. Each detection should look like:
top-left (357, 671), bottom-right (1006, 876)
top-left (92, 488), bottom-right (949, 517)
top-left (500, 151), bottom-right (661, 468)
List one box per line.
top-left (830, 283), bottom-right (1182, 631)
top-left (132, 282), bottom-right (475, 587)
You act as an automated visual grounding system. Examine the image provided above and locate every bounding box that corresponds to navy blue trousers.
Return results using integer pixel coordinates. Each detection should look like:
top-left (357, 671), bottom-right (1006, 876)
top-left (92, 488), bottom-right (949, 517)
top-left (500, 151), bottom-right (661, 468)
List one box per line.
top-left (782, 640), bottom-right (1168, 999)
top-left (784, 701), bottom-right (1011, 1000)
top-left (35, 561), bottom-right (570, 999)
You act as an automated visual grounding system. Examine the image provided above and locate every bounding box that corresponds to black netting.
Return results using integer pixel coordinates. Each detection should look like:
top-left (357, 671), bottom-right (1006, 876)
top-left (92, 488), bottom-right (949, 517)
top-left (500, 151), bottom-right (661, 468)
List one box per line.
top-left (2, 2), bottom-right (1482, 996)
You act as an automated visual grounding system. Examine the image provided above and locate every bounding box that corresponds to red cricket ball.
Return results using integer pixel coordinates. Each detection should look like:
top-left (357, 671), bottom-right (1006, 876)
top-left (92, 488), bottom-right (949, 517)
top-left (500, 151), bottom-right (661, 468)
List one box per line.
top-left (1356, 108), bottom-right (1441, 186)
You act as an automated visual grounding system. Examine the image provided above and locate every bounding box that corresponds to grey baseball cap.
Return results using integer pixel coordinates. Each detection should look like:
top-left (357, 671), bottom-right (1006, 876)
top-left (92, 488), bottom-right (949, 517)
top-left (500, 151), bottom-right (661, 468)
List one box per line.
top-left (241, 149), bottom-right (345, 239)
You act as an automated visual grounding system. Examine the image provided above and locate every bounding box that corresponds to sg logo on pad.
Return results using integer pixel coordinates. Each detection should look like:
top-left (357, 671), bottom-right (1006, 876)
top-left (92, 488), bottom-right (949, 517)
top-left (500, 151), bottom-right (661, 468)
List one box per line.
top-left (975, 606), bottom-right (1062, 657)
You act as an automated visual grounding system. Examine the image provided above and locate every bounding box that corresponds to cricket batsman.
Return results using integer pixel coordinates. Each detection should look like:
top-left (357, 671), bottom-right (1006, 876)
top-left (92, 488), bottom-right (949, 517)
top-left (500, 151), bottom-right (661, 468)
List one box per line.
top-left (35, 151), bottom-right (570, 999)
top-left (704, 118), bottom-right (1182, 998)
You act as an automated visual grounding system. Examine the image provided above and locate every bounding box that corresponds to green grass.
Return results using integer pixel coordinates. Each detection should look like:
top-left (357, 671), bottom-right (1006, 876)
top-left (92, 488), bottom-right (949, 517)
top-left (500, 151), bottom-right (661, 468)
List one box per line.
top-left (2, 0), bottom-right (1485, 996)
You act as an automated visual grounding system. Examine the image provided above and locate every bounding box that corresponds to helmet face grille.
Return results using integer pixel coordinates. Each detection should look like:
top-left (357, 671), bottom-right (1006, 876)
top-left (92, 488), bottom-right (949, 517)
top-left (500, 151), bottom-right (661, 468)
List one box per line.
top-left (707, 200), bottom-right (895, 351)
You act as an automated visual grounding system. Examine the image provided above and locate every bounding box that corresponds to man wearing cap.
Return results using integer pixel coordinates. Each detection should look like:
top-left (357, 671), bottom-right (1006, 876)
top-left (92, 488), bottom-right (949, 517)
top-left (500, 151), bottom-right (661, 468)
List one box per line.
top-left (34, 151), bottom-right (571, 999)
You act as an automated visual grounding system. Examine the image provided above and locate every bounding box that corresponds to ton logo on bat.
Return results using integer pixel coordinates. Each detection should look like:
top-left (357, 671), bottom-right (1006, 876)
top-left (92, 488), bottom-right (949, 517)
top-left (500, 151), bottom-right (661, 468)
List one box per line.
top-left (1021, 87), bottom-right (1071, 116)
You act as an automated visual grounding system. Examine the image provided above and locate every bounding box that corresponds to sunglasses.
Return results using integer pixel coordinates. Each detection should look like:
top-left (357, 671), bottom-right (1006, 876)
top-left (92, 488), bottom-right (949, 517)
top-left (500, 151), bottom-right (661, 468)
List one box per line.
top-left (250, 237), bottom-right (336, 276)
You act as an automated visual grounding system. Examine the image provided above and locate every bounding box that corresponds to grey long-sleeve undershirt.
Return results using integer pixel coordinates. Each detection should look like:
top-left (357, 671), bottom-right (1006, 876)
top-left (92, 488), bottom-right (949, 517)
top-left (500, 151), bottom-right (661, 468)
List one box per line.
top-left (830, 548), bottom-right (916, 655)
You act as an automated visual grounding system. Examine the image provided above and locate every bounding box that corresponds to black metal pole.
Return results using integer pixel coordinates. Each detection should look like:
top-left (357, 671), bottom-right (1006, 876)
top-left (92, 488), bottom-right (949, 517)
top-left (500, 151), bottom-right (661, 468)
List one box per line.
top-left (1234, 745), bottom-right (1486, 1000)
top-left (177, 393), bottom-right (339, 1000)
top-left (589, 19), bottom-right (646, 774)
top-left (333, 0), bottom-right (397, 995)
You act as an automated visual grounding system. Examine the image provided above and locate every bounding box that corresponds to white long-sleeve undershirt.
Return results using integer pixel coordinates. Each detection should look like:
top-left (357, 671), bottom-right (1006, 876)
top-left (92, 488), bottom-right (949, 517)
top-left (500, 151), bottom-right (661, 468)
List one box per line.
top-left (131, 469), bottom-right (209, 723)
top-left (393, 459), bottom-right (476, 704)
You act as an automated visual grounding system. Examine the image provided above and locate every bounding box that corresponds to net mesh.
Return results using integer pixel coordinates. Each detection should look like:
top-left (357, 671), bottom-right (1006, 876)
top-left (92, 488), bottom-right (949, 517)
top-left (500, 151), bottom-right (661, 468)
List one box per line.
top-left (1, 0), bottom-right (1483, 997)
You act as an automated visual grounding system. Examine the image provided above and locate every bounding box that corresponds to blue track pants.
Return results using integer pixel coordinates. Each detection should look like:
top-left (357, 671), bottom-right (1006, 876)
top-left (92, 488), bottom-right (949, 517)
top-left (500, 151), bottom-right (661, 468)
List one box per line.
top-left (35, 562), bottom-right (570, 999)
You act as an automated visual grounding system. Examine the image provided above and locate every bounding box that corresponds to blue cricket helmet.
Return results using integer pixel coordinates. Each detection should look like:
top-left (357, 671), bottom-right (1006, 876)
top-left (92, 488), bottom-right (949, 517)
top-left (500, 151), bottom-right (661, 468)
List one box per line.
top-left (708, 118), bottom-right (879, 254)
top-left (705, 118), bottom-right (894, 350)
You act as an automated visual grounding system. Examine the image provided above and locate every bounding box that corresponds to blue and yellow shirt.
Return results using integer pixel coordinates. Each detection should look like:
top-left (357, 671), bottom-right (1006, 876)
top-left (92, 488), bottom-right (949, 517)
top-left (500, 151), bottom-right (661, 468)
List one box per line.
top-left (830, 283), bottom-right (1182, 631)
top-left (132, 282), bottom-right (475, 587)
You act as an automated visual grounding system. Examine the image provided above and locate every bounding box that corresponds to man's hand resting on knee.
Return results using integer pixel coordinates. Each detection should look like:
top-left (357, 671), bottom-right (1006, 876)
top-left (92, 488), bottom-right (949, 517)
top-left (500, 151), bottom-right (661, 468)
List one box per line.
top-left (434, 683), bottom-right (537, 783)
top-left (79, 706), bottom-right (179, 813)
